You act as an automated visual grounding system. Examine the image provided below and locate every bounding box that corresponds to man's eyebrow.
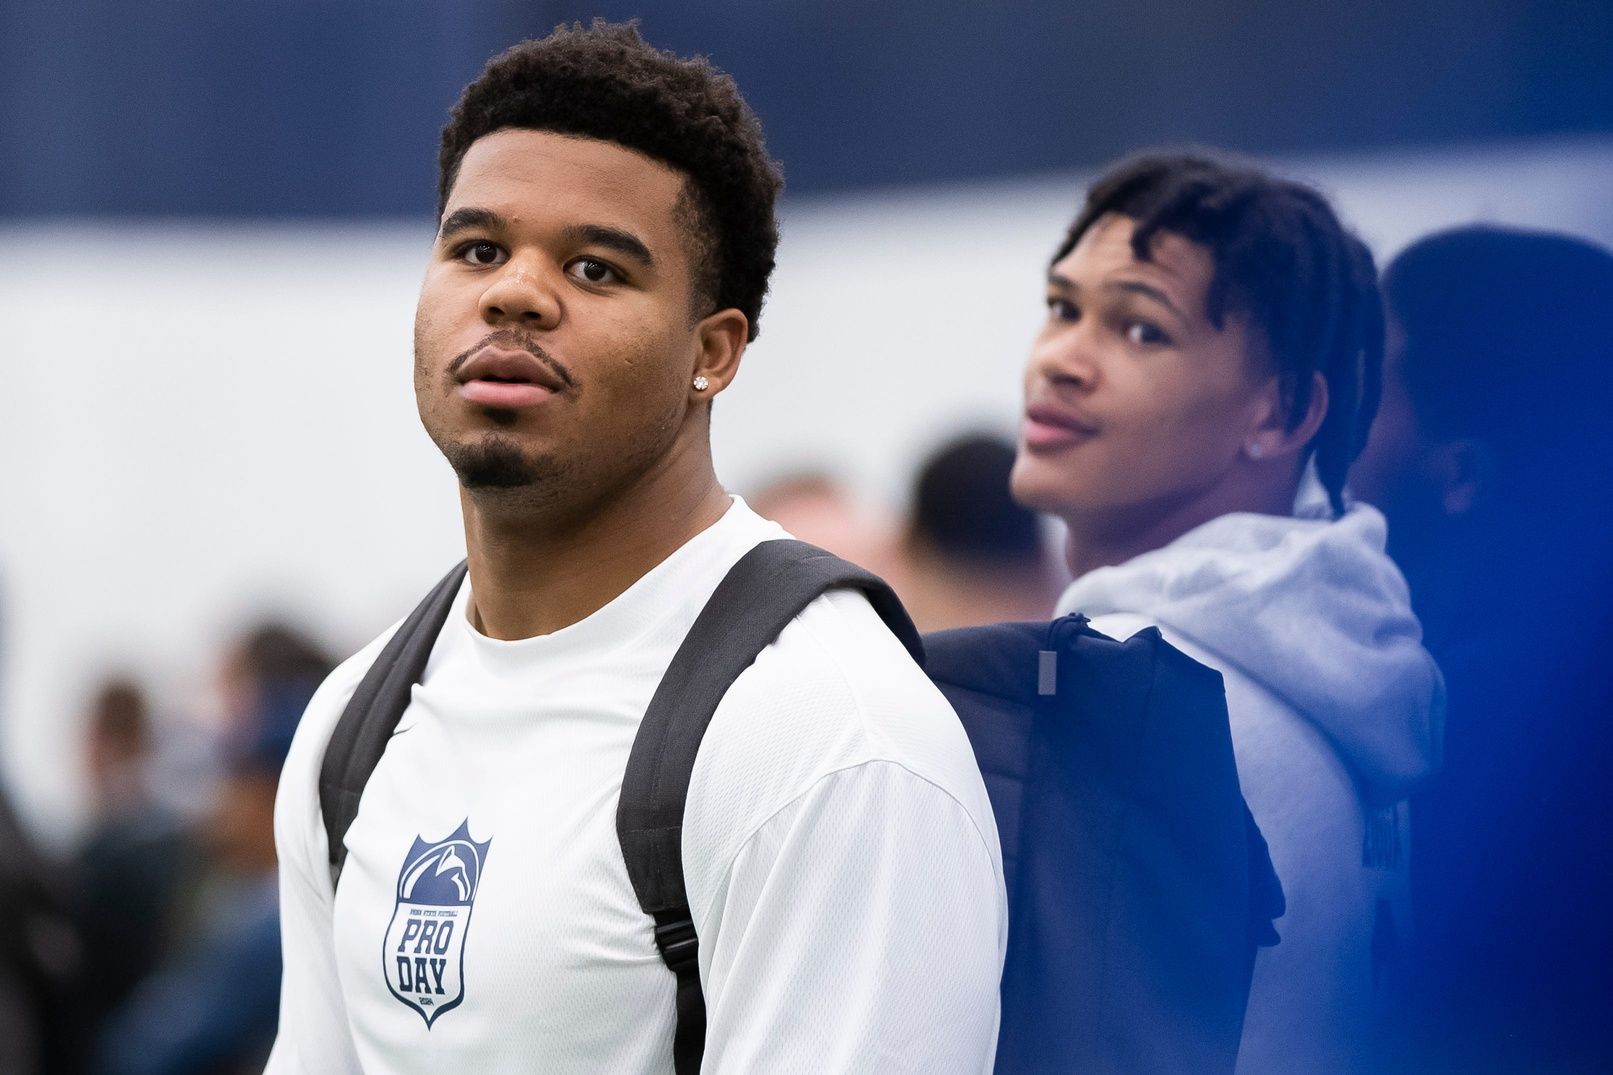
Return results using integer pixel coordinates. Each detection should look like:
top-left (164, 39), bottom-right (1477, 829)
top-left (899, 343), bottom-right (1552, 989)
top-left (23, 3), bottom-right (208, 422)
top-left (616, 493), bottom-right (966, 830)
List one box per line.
top-left (438, 207), bottom-right (508, 240)
top-left (1106, 279), bottom-right (1186, 320)
top-left (565, 224), bottom-right (656, 270)
top-left (1046, 270), bottom-right (1075, 292)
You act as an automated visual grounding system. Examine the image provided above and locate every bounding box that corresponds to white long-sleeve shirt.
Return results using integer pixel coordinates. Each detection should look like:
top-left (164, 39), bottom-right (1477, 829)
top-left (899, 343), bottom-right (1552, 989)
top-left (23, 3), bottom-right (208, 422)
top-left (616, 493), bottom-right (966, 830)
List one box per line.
top-left (268, 500), bottom-right (1006, 1074)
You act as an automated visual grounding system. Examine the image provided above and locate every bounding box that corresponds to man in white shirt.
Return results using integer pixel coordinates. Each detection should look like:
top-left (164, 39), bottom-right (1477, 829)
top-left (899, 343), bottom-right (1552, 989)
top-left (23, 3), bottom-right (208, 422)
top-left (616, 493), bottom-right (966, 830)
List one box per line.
top-left (267, 21), bottom-right (1006, 1075)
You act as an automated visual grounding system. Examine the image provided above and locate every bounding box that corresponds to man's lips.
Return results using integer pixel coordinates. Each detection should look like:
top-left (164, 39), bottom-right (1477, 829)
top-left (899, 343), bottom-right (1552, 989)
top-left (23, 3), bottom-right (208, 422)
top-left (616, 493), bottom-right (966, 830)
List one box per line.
top-left (1022, 402), bottom-right (1100, 449)
top-left (454, 345), bottom-right (567, 409)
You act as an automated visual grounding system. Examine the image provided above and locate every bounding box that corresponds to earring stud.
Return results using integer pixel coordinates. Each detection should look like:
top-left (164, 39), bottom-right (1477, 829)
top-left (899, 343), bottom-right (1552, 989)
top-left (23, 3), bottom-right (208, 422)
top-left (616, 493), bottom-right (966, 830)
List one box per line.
top-left (1246, 441), bottom-right (1265, 460)
top-left (693, 375), bottom-right (710, 391)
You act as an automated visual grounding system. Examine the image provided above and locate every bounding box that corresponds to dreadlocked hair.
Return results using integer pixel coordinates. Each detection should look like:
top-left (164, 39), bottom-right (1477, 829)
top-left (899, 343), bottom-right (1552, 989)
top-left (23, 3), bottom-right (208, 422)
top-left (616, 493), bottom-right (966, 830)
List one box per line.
top-left (438, 20), bottom-right (783, 341)
top-left (1056, 152), bottom-right (1383, 517)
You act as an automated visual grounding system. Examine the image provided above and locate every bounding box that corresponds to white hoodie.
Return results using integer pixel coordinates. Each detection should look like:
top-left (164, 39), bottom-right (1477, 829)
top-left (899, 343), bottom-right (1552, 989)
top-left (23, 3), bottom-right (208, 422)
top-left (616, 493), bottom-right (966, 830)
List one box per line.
top-left (1054, 500), bottom-right (1444, 1075)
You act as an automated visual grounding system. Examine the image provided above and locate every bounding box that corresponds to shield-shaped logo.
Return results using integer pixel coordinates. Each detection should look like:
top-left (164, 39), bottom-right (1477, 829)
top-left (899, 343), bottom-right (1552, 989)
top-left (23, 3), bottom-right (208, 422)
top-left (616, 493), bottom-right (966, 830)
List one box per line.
top-left (382, 819), bottom-right (492, 1028)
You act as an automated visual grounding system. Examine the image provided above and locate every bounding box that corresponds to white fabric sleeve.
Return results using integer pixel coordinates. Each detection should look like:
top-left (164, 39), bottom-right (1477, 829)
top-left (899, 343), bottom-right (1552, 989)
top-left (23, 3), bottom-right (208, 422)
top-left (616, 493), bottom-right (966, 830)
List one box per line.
top-left (697, 760), bottom-right (1004, 1075)
top-left (263, 689), bottom-right (365, 1075)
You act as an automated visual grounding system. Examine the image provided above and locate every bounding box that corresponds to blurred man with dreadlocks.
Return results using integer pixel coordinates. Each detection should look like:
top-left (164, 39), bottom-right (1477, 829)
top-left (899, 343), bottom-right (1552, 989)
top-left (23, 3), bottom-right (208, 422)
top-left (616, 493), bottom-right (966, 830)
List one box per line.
top-left (1009, 153), bottom-right (1444, 1073)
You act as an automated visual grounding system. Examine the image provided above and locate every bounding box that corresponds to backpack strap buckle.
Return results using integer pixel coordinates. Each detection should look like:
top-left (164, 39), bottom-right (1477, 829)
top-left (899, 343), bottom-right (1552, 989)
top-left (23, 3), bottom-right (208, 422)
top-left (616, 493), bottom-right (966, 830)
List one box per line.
top-left (653, 912), bottom-right (701, 974)
top-left (652, 911), bottom-right (705, 1074)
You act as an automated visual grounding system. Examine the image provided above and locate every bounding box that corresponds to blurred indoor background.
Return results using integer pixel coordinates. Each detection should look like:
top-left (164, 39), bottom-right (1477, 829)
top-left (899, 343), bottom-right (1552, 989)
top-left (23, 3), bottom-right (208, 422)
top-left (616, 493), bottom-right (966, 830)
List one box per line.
top-left (3, 0), bottom-right (1611, 846)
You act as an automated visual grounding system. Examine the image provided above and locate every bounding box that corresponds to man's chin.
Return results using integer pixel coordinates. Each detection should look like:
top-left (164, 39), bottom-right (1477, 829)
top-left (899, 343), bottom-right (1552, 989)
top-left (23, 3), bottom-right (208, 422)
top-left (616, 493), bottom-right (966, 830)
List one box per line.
top-left (445, 435), bottom-right (543, 489)
top-left (1008, 457), bottom-right (1066, 516)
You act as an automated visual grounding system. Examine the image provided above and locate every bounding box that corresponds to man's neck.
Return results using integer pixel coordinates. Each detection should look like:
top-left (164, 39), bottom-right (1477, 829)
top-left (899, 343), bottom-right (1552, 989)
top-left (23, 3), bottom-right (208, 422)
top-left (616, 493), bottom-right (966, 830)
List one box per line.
top-left (1063, 478), bottom-right (1296, 580)
top-left (460, 454), bottom-right (732, 641)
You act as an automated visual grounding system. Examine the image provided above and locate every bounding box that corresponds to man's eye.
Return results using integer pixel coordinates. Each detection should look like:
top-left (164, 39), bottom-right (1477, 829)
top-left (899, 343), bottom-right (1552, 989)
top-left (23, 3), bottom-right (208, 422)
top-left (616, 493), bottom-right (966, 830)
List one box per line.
top-left (456, 241), bottom-right (505, 267)
top-left (1047, 297), bottom-right (1079, 322)
top-left (1124, 320), bottom-right (1169, 346)
top-left (567, 258), bottom-right (620, 285)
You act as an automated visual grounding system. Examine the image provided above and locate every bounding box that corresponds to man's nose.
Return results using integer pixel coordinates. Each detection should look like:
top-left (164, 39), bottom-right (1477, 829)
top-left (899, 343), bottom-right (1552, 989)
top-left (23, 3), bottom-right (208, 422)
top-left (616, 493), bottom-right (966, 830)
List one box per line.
top-left (1029, 325), bottom-right (1101, 391)
top-left (479, 258), bottom-right (559, 329)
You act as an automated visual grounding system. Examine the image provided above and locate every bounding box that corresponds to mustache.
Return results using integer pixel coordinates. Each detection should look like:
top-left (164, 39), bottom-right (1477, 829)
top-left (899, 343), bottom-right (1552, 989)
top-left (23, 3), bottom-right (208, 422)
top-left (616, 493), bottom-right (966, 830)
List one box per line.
top-left (446, 329), bottom-right (577, 389)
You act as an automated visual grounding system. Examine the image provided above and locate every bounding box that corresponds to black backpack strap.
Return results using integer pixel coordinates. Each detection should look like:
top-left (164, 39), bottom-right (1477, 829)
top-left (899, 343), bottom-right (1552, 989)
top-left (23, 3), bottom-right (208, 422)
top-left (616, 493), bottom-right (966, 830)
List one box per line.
top-left (617, 538), bottom-right (920, 1075)
top-left (319, 560), bottom-right (469, 885)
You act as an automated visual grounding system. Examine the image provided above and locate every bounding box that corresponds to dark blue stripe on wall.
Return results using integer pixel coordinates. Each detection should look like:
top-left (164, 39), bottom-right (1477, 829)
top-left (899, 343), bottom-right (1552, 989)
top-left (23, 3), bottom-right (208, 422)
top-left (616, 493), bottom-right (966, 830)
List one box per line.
top-left (3, 0), bottom-right (1611, 218)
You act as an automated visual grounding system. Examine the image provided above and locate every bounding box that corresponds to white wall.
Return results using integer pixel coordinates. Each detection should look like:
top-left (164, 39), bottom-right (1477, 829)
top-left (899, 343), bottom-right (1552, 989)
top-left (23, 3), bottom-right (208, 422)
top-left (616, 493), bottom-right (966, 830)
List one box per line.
top-left (4, 136), bottom-right (1611, 844)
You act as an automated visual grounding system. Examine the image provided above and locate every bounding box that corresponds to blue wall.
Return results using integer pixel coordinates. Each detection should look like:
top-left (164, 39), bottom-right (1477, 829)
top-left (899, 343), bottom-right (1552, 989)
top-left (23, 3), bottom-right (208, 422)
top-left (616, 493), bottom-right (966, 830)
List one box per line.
top-left (3, 0), bottom-right (1611, 218)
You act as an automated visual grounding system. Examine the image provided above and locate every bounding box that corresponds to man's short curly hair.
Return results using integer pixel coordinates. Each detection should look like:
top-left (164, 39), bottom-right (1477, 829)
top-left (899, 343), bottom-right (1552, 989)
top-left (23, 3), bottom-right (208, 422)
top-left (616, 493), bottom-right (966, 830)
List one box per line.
top-left (1056, 152), bottom-right (1384, 517)
top-left (438, 20), bottom-right (783, 341)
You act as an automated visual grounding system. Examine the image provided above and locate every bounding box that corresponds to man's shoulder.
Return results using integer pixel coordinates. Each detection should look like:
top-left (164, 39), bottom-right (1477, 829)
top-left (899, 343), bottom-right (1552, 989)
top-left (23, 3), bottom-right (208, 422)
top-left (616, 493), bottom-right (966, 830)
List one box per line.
top-left (690, 583), bottom-right (988, 829)
top-left (749, 585), bottom-right (952, 740)
top-left (680, 585), bottom-right (1001, 920)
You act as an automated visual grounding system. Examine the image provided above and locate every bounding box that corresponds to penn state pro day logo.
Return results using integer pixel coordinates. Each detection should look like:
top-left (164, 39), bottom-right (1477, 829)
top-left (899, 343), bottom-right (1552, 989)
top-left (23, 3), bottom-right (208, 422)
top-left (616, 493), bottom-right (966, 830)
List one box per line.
top-left (383, 820), bottom-right (492, 1028)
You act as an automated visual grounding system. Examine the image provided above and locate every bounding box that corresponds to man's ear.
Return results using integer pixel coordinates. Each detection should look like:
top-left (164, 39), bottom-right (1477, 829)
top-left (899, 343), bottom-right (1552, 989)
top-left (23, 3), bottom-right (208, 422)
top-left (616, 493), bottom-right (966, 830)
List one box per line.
top-left (1244, 370), bottom-right (1329, 462)
top-left (1430, 437), bottom-right (1494, 517)
top-left (689, 308), bottom-right (749, 399)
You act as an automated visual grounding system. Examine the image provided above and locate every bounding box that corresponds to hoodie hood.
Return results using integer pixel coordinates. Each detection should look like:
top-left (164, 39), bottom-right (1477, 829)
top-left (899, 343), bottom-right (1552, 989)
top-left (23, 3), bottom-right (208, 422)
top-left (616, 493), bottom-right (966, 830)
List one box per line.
top-left (1055, 502), bottom-right (1444, 802)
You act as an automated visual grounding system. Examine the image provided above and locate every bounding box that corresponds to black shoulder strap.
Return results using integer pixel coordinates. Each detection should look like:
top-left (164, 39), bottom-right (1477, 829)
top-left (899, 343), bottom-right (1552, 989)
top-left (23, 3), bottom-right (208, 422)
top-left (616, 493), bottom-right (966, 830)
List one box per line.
top-left (319, 560), bottom-right (468, 884)
top-left (617, 538), bottom-right (920, 1075)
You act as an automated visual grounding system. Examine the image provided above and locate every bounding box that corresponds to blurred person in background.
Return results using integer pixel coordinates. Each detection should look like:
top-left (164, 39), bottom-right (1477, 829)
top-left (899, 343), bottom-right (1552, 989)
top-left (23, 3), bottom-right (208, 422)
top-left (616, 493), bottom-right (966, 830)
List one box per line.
top-left (2, 598), bottom-right (84, 1074)
top-left (748, 469), bottom-right (898, 576)
top-left (1009, 152), bottom-right (1443, 1074)
top-left (889, 432), bottom-right (1063, 632)
top-left (97, 629), bottom-right (331, 1075)
top-left (2, 778), bottom-right (82, 1075)
top-left (207, 624), bottom-right (333, 937)
top-left (1351, 225), bottom-right (1613, 1073)
top-left (219, 623), bottom-right (339, 742)
top-left (72, 677), bottom-right (196, 1035)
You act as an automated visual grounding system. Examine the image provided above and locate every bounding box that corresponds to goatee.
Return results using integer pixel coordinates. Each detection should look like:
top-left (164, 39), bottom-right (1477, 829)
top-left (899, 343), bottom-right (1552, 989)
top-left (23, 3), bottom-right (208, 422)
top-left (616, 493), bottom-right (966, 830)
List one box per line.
top-left (447, 433), bottom-right (545, 489)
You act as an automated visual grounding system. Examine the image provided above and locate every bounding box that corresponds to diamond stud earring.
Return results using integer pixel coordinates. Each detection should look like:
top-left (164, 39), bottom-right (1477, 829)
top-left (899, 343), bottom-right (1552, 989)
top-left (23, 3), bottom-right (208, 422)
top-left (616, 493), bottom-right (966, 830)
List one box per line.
top-left (692, 375), bottom-right (710, 391)
top-left (1246, 441), bottom-right (1265, 459)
